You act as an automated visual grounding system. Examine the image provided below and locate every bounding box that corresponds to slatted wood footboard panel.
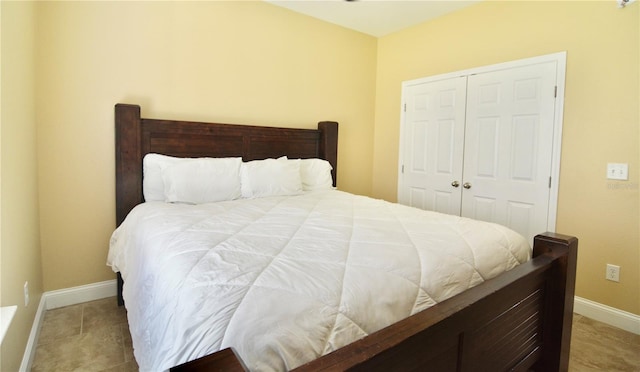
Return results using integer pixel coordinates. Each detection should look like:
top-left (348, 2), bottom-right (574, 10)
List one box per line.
top-left (461, 286), bottom-right (545, 371)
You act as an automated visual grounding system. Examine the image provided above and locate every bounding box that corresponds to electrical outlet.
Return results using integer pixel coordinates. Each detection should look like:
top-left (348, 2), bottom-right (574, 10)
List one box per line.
top-left (606, 264), bottom-right (620, 282)
top-left (607, 163), bottom-right (629, 180)
top-left (24, 281), bottom-right (30, 307)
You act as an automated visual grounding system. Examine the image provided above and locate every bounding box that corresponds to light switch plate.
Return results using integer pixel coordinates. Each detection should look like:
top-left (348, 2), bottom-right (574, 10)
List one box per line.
top-left (607, 163), bottom-right (628, 180)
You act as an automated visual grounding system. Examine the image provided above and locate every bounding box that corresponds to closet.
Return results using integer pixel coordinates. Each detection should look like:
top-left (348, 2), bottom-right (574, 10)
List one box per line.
top-left (398, 53), bottom-right (566, 244)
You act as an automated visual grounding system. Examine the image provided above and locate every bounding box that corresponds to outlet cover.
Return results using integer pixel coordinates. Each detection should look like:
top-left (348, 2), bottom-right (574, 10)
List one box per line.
top-left (606, 264), bottom-right (620, 282)
top-left (607, 163), bottom-right (628, 180)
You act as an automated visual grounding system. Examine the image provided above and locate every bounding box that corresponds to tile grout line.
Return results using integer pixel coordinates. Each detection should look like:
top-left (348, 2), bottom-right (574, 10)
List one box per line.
top-left (80, 303), bottom-right (84, 335)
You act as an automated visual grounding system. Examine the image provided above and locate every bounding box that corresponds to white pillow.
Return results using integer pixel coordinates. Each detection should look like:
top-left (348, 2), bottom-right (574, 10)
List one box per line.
top-left (298, 158), bottom-right (334, 191)
top-left (162, 157), bottom-right (242, 204)
top-left (143, 153), bottom-right (182, 202)
top-left (240, 157), bottom-right (302, 198)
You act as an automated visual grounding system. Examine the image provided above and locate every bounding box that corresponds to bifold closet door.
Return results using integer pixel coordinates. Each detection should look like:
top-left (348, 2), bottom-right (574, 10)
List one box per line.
top-left (398, 76), bottom-right (467, 215)
top-left (461, 61), bottom-right (558, 242)
top-left (399, 59), bottom-right (560, 243)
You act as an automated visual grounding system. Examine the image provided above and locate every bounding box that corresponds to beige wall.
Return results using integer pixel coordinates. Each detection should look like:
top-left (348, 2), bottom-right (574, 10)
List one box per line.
top-left (36, 2), bottom-right (377, 291)
top-left (373, 1), bottom-right (639, 315)
top-left (1, 1), bottom-right (44, 371)
top-left (1, 2), bottom-right (637, 367)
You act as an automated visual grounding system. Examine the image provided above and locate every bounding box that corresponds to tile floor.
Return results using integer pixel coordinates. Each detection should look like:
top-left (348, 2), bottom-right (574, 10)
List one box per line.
top-left (32, 297), bottom-right (640, 371)
top-left (570, 313), bottom-right (640, 371)
top-left (32, 298), bottom-right (137, 372)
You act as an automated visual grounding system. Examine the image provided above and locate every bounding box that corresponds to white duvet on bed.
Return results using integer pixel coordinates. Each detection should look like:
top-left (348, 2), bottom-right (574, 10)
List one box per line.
top-left (108, 190), bottom-right (530, 371)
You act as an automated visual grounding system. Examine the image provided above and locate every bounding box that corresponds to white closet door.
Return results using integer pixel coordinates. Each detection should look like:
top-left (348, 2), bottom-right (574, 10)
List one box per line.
top-left (461, 61), bottom-right (558, 243)
top-left (398, 77), bottom-right (467, 214)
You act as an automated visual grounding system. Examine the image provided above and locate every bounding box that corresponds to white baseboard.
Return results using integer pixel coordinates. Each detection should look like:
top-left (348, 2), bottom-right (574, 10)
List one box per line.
top-left (19, 279), bottom-right (118, 371)
top-left (45, 279), bottom-right (117, 310)
top-left (19, 294), bottom-right (47, 372)
top-left (574, 296), bottom-right (640, 335)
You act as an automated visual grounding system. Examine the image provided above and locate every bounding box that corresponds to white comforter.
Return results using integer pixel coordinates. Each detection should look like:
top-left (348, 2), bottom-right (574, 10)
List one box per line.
top-left (108, 190), bottom-right (530, 371)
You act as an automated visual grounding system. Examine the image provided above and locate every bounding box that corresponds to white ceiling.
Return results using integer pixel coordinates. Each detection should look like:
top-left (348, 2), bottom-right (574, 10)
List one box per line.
top-left (265, 0), bottom-right (481, 37)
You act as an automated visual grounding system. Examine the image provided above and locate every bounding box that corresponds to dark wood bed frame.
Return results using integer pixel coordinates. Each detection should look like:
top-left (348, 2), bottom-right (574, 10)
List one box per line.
top-left (114, 103), bottom-right (578, 372)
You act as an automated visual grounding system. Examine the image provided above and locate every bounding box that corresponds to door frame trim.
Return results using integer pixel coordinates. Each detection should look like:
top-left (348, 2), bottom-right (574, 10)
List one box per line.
top-left (398, 51), bottom-right (567, 234)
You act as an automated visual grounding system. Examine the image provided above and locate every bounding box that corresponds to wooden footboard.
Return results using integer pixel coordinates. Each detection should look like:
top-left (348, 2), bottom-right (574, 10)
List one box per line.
top-left (172, 232), bottom-right (577, 372)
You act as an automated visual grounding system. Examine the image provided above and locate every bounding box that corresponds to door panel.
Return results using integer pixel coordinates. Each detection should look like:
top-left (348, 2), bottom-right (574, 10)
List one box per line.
top-left (511, 115), bottom-right (538, 180)
top-left (462, 61), bottom-right (557, 243)
top-left (506, 201), bottom-right (535, 240)
top-left (408, 187), bottom-right (427, 209)
top-left (469, 196), bottom-right (497, 222)
top-left (475, 117), bottom-right (500, 177)
top-left (399, 77), bottom-right (467, 214)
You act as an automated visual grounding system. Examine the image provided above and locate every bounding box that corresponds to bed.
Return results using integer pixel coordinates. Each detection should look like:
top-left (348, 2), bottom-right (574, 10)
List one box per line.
top-left (111, 103), bottom-right (578, 371)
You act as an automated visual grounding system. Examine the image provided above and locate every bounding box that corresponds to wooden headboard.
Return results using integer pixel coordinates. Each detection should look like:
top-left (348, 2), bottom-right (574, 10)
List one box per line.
top-left (115, 103), bottom-right (338, 226)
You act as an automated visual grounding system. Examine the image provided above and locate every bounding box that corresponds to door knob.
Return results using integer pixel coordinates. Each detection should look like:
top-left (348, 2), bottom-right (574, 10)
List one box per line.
top-left (451, 181), bottom-right (460, 188)
top-left (463, 182), bottom-right (472, 189)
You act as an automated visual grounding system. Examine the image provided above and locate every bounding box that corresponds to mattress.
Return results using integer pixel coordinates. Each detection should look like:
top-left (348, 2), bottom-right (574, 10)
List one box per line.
top-left (108, 190), bottom-right (530, 371)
